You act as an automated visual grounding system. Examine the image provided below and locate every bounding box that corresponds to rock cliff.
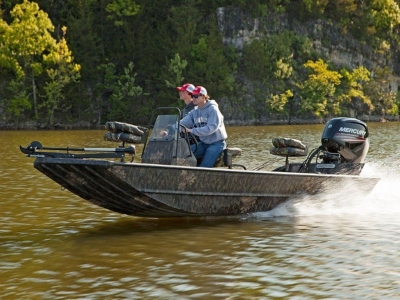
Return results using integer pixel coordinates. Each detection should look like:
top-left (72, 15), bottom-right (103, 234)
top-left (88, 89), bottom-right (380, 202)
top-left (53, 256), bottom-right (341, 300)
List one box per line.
top-left (215, 7), bottom-right (399, 124)
top-left (216, 7), bottom-right (393, 73)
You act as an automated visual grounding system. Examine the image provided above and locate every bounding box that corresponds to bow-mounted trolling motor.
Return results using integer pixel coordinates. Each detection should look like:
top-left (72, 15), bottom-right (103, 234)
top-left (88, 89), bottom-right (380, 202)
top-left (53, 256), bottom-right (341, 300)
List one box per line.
top-left (271, 117), bottom-right (370, 175)
top-left (19, 141), bottom-right (137, 161)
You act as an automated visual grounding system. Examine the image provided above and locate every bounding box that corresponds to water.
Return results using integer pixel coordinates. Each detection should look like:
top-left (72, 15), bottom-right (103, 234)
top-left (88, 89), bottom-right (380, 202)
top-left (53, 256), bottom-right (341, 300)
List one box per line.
top-left (1, 122), bottom-right (400, 299)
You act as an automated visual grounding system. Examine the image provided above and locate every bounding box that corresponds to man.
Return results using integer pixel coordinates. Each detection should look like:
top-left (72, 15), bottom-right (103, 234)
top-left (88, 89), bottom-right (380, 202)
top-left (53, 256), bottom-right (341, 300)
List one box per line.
top-left (180, 86), bottom-right (227, 168)
top-left (176, 83), bottom-right (195, 117)
top-left (160, 83), bottom-right (196, 138)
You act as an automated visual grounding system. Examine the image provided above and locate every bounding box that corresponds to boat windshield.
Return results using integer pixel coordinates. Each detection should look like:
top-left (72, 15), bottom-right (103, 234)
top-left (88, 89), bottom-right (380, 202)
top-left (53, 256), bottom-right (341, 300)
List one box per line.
top-left (150, 114), bottom-right (179, 140)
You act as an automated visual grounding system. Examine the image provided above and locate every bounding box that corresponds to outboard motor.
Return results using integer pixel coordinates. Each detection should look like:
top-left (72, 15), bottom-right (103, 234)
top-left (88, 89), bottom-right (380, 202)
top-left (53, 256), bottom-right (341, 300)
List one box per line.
top-left (270, 117), bottom-right (369, 175)
top-left (320, 117), bottom-right (369, 163)
top-left (284, 117), bottom-right (370, 175)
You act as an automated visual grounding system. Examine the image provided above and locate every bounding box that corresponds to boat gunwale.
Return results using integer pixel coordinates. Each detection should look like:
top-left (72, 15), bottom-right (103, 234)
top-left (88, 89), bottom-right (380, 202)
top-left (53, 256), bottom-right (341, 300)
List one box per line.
top-left (34, 157), bottom-right (380, 181)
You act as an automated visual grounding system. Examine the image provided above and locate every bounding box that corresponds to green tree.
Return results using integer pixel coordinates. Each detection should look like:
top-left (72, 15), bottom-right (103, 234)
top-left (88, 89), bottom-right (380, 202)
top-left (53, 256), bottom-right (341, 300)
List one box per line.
top-left (298, 59), bottom-right (342, 117)
top-left (243, 31), bottom-right (300, 83)
top-left (165, 53), bottom-right (188, 89)
top-left (41, 26), bottom-right (81, 125)
top-left (105, 0), bottom-right (140, 27)
top-left (164, 53), bottom-right (188, 107)
top-left (98, 62), bottom-right (143, 123)
top-left (365, 67), bottom-right (398, 117)
top-left (60, 0), bottom-right (105, 124)
top-left (342, 0), bottom-right (400, 45)
top-left (4, 78), bottom-right (31, 125)
top-left (303, 0), bottom-right (329, 16)
top-left (265, 57), bottom-right (294, 114)
top-left (370, 0), bottom-right (400, 33)
top-left (338, 66), bottom-right (373, 116)
top-left (188, 18), bottom-right (234, 98)
top-left (168, 2), bottom-right (199, 61)
top-left (242, 39), bottom-right (271, 81)
top-left (267, 89), bottom-right (293, 112)
top-left (0, 0), bottom-right (57, 119)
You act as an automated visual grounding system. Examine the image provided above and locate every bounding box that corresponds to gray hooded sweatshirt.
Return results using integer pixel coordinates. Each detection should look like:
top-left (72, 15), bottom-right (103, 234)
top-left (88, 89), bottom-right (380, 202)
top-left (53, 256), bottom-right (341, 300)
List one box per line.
top-left (180, 100), bottom-right (227, 144)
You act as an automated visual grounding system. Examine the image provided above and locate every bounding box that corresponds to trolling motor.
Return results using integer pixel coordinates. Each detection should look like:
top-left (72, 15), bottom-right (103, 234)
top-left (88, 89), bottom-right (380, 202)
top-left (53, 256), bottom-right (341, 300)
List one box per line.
top-left (20, 141), bottom-right (136, 162)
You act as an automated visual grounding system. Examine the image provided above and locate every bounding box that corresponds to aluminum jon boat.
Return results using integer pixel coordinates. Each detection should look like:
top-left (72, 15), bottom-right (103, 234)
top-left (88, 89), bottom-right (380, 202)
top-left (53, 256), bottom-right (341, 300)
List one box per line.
top-left (21, 108), bottom-right (380, 218)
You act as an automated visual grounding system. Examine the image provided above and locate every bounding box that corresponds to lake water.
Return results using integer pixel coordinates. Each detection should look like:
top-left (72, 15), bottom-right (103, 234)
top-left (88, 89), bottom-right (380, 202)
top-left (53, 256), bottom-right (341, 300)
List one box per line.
top-left (1, 122), bottom-right (400, 299)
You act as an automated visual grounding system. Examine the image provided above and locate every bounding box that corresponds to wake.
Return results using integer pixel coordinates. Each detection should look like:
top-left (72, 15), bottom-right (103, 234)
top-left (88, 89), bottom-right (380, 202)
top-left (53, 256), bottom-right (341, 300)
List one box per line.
top-left (253, 162), bottom-right (400, 218)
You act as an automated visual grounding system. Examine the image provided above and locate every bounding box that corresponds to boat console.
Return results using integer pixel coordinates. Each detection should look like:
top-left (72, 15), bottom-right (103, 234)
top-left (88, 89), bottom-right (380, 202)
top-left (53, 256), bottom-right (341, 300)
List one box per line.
top-left (140, 111), bottom-right (243, 168)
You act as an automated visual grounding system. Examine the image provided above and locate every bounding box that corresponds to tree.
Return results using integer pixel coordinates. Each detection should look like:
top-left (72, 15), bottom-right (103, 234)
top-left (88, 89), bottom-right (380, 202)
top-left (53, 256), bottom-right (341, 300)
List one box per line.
top-left (303, 0), bottom-right (329, 17)
top-left (98, 62), bottom-right (143, 123)
top-left (188, 18), bottom-right (235, 98)
top-left (41, 26), bottom-right (81, 125)
top-left (297, 59), bottom-right (342, 117)
top-left (110, 62), bottom-right (143, 122)
top-left (365, 67), bottom-right (398, 117)
top-left (165, 53), bottom-right (188, 89)
top-left (0, 0), bottom-right (57, 119)
top-left (167, 1), bottom-right (199, 61)
top-left (56, 0), bottom-right (103, 123)
top-left (4, 78), bottom-right (31, 125)
top-left (342, 0), bottom-right (400, 44)
top-left (370, 0), bottom-right (400, 33)
top-left (105, 0), bottom-right (140, 27)
top-left (338, 66), bottom-right (373, 116)
top-left (267, 90), bottom-right (293, 112)
top-left (243, 31), bottom-right (299, 83)
top-left (164, 53), bottom-right (188, 107)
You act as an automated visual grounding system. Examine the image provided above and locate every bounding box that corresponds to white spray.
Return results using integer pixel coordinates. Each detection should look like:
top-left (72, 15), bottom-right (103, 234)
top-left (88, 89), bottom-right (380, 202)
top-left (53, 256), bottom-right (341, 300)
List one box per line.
top-left (253, 161), bottom-right (400, 218)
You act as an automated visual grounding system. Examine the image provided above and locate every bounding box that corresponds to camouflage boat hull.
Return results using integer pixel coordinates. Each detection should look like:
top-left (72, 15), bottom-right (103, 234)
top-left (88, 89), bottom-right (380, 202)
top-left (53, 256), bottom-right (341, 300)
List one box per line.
top-left (33, 157), bottom-right (379, 218)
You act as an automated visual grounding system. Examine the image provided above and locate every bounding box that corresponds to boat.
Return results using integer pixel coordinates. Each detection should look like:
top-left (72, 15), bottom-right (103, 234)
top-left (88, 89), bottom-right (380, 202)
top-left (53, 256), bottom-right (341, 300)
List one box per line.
top-left (20, 107), bottom-right (380, 218)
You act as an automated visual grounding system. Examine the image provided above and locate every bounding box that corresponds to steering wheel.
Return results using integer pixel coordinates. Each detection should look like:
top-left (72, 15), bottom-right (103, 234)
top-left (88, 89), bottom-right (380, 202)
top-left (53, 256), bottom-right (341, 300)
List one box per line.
top-left (179, 124), bottom-right (198, 154)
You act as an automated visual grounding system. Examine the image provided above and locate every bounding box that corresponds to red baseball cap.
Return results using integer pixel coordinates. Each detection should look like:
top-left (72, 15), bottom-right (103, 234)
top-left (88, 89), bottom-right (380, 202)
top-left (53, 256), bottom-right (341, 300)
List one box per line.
top-left (177, 83), bottom-right (195, 93)
top-left (192, 86), bottom-right (207, 95)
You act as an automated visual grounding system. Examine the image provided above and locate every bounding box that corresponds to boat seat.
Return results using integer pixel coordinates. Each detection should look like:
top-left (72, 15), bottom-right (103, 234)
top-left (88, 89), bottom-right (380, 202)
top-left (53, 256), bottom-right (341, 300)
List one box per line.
top-left (105, 121), bottom-right (147, 136)
top-left (270, 146), bottom-right (308, 157)
top-left (269, 137), bottom-right (308, 157)
top-left (213, 147), bottom-right (243, 168)
top-left (224, 147), bottom-right (242, 158)
top-left (103, 121), bottom-right (149, 144)
top-left (104, 131), bottom-right (146, 144)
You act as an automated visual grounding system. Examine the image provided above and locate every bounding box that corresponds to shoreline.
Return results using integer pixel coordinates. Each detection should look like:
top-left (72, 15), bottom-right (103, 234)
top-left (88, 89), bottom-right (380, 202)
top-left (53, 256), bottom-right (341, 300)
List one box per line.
top-left (1, 115), bottom-right (398, 131)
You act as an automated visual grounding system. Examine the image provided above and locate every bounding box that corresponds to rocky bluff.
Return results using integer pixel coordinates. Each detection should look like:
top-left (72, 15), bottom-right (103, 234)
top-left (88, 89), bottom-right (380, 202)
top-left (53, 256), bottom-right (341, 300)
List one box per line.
top-left (215, 7), bottom-right (399, 124)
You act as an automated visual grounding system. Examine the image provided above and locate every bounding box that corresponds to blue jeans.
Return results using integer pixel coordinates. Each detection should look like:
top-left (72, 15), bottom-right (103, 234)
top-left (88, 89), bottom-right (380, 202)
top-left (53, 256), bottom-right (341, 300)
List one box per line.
top-left (191, 140), bottom-right (226, 168)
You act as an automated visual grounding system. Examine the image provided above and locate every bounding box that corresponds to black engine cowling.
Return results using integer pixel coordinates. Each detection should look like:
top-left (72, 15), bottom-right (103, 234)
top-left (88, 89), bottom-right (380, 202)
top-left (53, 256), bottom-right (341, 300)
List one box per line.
top-left (321, 117), bottom-right (369, 163)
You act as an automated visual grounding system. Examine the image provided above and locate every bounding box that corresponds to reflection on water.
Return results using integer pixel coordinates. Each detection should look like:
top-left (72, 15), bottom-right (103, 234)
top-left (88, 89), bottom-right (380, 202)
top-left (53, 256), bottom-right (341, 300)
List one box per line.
top-left (1, 123), bottom-right (400, 299)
